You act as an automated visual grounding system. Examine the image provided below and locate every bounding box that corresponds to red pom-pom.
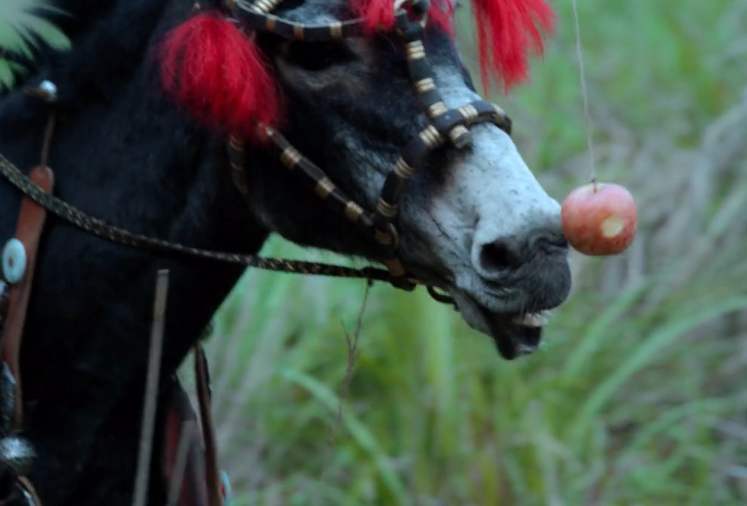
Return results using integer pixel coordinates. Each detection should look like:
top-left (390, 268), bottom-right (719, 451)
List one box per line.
top-left (351, 1), bottom-right (551, 91)
top-left (160, 13), bottom-right (280, 139)
top-left (351, 0), bottom-right (454, 33)
top-left (429, 0), bottom-right (456, 34)
top-left (472, 0), bottom-right (554, 92)
top-left (351, 0), bottom-right (395, 31)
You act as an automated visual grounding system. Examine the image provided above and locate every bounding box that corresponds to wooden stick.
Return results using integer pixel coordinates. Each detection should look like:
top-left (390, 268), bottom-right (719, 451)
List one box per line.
top-left (133, 269), bottom-right (170, 506)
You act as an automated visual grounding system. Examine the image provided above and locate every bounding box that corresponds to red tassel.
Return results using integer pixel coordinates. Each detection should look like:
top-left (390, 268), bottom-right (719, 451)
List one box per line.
top-left (351, 0), bottom-right (395, 31)
top-left (429, 0), bottom-right (456, 34)
top-left (351, 0), bottom-right (551, 91)
top-left (351, 0), bottom-right (454, 33)
top-left (472, 0), bottom-right (554, 92)
top-left (160, 13), bottom-right (280, 139)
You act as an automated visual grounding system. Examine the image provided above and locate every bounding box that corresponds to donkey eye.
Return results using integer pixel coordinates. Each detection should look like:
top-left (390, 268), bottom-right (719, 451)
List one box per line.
top-left (282, 41), bottom-right (357, 72)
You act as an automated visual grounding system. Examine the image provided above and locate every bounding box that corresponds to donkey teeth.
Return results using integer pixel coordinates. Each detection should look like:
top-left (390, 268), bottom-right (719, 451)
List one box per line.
top-left (512, 310), bottom-right (551, 328)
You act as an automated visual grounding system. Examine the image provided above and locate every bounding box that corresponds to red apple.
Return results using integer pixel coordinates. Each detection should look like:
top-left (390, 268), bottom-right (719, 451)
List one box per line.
top-left (561, 182), bottom-right (637, 256)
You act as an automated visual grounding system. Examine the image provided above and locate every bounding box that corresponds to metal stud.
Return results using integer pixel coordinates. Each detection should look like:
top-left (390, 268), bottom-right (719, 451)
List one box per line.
top-left (448, 125), bottom-right (472, 149)
top-left (344, 202), bottom-right (364, 222)
top-left (315, 178), bottom-right (336, 198)
top-left (393, 158), bottom-right (415, 179)
top-left (415, 78), bottom-right (436, 94)
top-left (427, 101), bottom-right (448, 118)
top-left (405, 41), bottom-right (426, 60)
top-left (419, 125), bottom-right (442, 148)
top-left (458, 104), bottom-right (479, 122)
top-left (38, 80), bottom-right (58, 102)
top-left (252, 0), bottom-right (280, 13)
top-left (330, 21), bottom-right (343, 39)
top-left (24, 80), bottom-right (58, 103)
top-left (280, 147), bottom-right (302, 169)
top-left (377, 199), bottom-right (398, 218)
top-left (2, 239), bottom-right (26, 285)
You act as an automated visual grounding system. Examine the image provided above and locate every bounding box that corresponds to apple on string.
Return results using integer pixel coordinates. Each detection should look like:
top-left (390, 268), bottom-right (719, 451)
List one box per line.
top-left (560, 181), bottom-right (637, 256)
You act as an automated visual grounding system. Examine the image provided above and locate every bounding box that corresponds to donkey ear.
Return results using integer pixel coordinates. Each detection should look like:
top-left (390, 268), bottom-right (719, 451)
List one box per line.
top-left (471, 0), bottom-right (555, 92)
top-left (159, 12), bottom-right (281, 139)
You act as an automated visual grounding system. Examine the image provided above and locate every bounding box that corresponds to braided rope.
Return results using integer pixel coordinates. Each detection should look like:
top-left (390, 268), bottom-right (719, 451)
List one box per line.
top-left (0, 153), bottom-right (400, 284)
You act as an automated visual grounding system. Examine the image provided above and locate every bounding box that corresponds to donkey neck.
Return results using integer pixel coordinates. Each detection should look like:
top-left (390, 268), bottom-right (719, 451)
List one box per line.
top-left (0, 2), bottom-right (268, 503)
top-left (0, 0), bottom-right (266, 385)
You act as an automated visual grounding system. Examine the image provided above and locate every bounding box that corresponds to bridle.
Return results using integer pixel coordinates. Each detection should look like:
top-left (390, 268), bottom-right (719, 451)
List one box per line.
top-left (0, 1), bottom-right (515, 503)
top-left (227, 0), bottom-right (512, 292)
top-left (0, 0), bottom-right (512, 301)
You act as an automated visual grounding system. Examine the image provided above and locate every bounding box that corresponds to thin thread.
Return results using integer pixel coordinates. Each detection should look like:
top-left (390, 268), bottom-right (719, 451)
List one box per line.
top-left (571, 0), bottom-right (597, 184)
top-left (331, 280), bottom-right (371, 445)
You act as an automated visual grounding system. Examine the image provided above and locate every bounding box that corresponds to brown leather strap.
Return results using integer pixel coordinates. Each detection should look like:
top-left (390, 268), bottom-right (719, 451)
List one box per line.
top-left (193, 346), bottom-right (222, 506)
top-left (162, 381), bottom-right (210, 506)
top-left (1, 165), bottom-right (54, 430)
top-left (0, 476), bottom-right (39, 506)
top-left (15, 476), bottom-right (42, 506)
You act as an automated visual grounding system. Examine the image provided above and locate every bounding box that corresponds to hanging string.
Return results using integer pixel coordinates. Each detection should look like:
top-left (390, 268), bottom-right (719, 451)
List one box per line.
top-left (571, 0), bottom-right (597, 185)
top-left (330, 280), bottom-right (371, 445)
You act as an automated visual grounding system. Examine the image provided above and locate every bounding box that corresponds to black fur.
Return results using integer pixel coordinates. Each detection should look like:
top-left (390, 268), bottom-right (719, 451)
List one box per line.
top-left (1, 1), bottom-right (263, 503)
top-left (0, 1), bottom-right (471, 504)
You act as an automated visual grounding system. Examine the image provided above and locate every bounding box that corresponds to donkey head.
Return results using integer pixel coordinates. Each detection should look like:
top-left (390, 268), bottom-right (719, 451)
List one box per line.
top-left (162, 0), bottom-right (571, 359)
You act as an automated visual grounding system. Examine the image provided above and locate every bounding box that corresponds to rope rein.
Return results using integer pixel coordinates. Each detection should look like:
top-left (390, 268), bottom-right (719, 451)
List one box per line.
top-left (0, 152), bottom-right (400, 285)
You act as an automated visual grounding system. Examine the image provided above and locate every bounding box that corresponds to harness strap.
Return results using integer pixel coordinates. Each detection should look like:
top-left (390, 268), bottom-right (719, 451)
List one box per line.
top-left (1, 166), bottom-right (54, 431)
top-left (0, 165), bottom-right (53, 506)
top-left (227, 0), bottom-right (509, 293)
top-left (193, 346), bottom-right (222, 506)
top-left (15, 477), bottom-right (42, 506)
top-left (0, 153), bottom-right (418, 290)
top-left (162, 380), bottom-right (211, 506)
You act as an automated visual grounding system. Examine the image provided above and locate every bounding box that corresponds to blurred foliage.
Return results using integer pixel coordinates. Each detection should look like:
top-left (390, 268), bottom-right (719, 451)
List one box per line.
top-left (198, 1), bottom-right (747, 505)
top-left (0, 0), bottom-right (69, 89)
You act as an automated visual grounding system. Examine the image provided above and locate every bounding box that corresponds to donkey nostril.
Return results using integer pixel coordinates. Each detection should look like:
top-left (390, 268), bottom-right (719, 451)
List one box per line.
top-left (479, 240), bottom-right (523, 272)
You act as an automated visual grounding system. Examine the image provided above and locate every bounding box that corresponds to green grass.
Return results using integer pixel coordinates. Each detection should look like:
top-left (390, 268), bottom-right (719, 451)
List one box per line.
top-left (204, 239), bottom-right (746, 505)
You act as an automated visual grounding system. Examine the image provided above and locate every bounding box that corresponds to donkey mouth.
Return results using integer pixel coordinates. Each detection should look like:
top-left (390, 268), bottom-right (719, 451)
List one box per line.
top-left (479, 307), bottom-right (551, 359)
top-left (450, 291), bottom-right (555, 360)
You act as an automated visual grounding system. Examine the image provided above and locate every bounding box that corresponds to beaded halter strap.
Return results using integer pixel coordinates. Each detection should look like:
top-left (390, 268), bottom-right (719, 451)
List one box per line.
top-left (226, 0), bottom-right (512, 289)
top-left (0, 0), bottom-right (512, 299)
